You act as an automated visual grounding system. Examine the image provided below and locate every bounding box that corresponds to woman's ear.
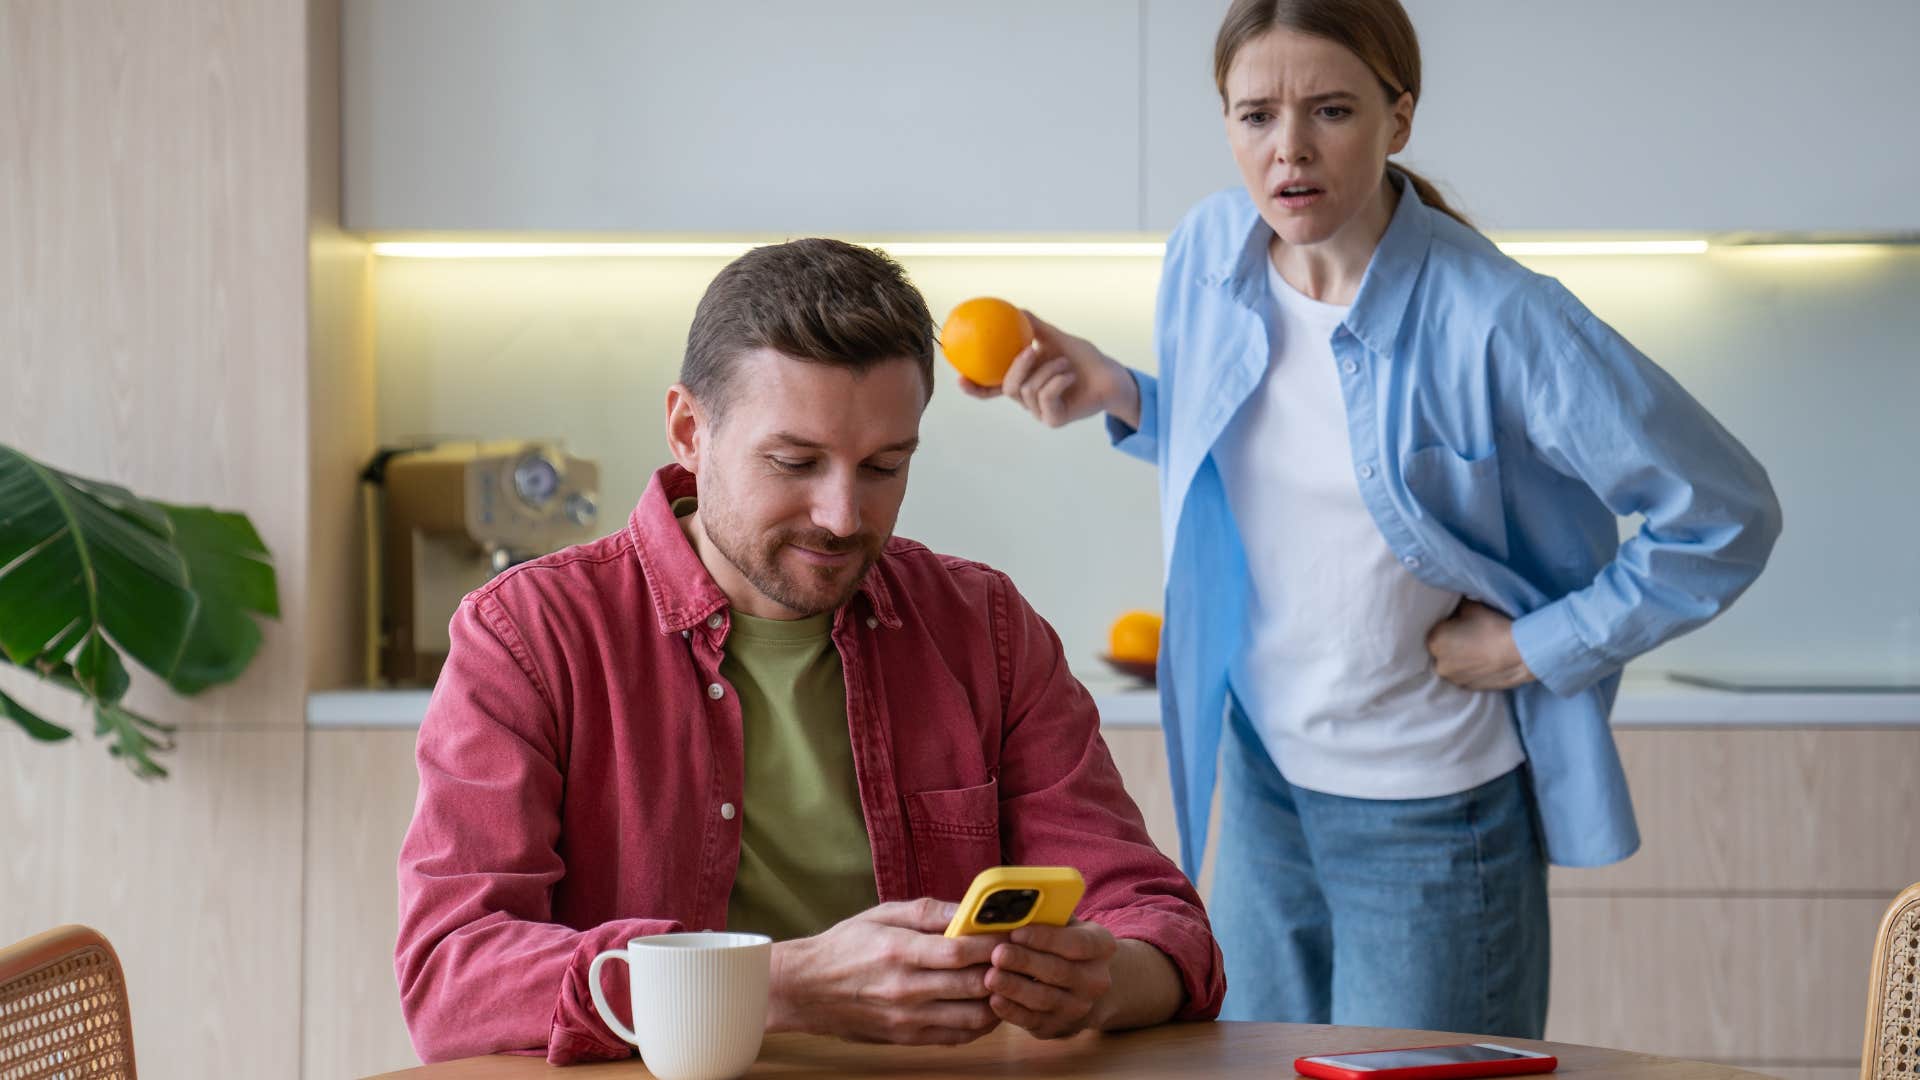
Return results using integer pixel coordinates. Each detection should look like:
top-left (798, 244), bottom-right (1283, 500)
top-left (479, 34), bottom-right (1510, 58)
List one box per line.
top-left (1388, 90), bottom-right (1415, 155)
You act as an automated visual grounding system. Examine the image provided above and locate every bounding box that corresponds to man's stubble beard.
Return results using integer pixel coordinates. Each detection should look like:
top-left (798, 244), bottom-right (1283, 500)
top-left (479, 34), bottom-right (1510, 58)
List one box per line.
top-left (697, 482), bottom-right (883, 618)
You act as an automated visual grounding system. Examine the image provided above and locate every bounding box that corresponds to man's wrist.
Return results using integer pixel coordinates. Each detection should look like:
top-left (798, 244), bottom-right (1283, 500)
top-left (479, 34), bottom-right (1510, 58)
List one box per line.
top-left (1093, 938), bottom-right (1183, 1031)
top-left (765, 937), bottom-right (810, 1034)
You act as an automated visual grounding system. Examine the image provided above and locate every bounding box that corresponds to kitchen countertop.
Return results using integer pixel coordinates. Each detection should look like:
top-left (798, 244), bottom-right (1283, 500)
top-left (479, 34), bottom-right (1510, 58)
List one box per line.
top-left (308, 671), bottom-right (1920, 730)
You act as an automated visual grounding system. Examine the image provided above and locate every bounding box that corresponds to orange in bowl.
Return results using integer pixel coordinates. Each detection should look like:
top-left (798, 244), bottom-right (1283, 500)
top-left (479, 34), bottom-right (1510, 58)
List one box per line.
top-left (1108, 611), bottom-right (1163, 665)
top-left (940, 297), bottom-right (1034, 387)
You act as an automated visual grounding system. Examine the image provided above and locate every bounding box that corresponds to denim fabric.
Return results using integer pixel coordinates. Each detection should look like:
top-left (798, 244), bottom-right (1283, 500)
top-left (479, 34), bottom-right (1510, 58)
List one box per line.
top-left (1211, 703), bottom-right (1550, 1036)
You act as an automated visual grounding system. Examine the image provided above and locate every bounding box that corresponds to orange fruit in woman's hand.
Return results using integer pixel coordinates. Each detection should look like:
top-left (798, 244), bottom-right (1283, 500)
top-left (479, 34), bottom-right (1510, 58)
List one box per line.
top-left (1108, 611), bottom-right (1163, 664)
top-left (940, 297), bottom-right (1034, 387)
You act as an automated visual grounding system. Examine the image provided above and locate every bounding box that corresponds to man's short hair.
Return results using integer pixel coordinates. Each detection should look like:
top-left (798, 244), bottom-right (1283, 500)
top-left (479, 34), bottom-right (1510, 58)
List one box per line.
top-left (681, 238), bottom-right (936, 418)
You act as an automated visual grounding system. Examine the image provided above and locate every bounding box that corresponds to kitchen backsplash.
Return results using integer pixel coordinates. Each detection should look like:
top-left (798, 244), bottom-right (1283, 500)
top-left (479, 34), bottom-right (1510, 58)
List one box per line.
top-left (373, 244), bottom-right (1920, 685)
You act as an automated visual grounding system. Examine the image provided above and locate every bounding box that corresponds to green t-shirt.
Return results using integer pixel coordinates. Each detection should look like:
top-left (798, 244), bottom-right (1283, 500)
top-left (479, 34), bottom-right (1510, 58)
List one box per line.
top-left (720, 606), bottom-right (880, 941)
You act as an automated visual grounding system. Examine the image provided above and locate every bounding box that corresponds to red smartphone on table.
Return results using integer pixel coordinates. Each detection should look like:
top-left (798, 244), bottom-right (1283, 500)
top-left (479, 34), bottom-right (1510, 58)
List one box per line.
top-left (1295, 1042), bottom-right (1557, 1080)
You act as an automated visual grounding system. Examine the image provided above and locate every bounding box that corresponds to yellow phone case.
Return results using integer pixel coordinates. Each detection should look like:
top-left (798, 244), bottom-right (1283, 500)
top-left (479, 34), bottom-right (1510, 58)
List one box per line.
top-left (943, 865), bottom-right (1086, 937)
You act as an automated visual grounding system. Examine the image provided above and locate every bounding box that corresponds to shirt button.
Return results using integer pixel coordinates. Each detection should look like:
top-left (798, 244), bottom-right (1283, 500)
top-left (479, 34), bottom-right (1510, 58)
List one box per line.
top-left (1342, 359), bottom-right (1358, 374)
top-left (1357, 463), bottom-right (1375, 479)
top-left (707, 683), bottom-right (725, 700)
top-left (707, 613), bottom-right (724, 630)
top-left (720, 802), bottom-right (736, 820)
top-left (1403, 555), bottom-right (1421, 569)
top-left (680, 629), bottom-right (689, 639)
top-left (866, 617), bottom-right (878, 629)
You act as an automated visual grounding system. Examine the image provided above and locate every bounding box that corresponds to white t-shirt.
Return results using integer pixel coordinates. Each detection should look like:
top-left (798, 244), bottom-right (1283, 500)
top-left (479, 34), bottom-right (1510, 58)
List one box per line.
top-left (1213, 257), bottom-right (1525, 800)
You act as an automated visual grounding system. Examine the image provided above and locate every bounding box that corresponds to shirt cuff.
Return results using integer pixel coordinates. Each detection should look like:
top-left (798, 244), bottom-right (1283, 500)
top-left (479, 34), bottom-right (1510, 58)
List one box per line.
top-left (1511, 599), bottom-right (1617, 698)
top-left (1091, 907), bottom-right (1225, 1022)
top-left (1105, 368), bottom-right (1157, 463)
top-left (547, 918), bottom-right (686, 1065)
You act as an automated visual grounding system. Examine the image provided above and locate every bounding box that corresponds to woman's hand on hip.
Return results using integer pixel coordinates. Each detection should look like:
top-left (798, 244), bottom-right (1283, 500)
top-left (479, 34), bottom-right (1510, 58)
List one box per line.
top-left (1427, 600), bottom-right (1537, 691)
top-left (958, 311), bottom-right (1140, 429)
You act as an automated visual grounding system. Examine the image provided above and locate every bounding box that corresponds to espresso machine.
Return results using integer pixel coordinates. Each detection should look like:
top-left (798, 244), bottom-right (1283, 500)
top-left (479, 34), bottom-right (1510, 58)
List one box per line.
top-left (364, 439), bottom-right (601, 685)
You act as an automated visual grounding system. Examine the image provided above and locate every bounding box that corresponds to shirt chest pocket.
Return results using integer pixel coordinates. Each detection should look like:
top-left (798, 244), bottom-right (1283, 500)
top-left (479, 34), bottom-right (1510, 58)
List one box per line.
top-left (903, 779), bottom-right (1002, 902)
top-left (1402, 444), bottom-right (1509, 563)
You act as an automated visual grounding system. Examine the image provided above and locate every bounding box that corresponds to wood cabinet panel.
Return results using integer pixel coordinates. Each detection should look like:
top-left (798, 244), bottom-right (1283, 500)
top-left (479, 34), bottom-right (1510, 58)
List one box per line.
top-left (1103, 726), bottom-right (1220, 898)
top-left (1552, 731), bottom-right (1920, 896)
top-left (303, 728), bottom-right (426, 1079)
top-left (1547, 896), bottom-right (1883, 1063)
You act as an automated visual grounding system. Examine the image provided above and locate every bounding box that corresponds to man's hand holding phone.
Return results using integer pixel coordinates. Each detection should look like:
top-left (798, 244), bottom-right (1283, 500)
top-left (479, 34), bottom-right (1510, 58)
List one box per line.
top-left (766, 899), bottom-right (1006, 1045)
top-left (984, 918), bottom-right (1119, 1037)
top-left (944, 865), bottom-right (1185, 1038)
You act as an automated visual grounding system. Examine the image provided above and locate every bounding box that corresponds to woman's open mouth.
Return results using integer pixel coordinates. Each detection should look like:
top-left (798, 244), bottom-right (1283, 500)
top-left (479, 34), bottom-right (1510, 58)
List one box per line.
top-left (1274, 183), bottom-right (1324, 209)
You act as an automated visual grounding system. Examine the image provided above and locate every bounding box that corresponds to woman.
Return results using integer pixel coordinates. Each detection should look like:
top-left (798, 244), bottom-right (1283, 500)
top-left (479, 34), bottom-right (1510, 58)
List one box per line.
top-left (962, 0), bottom-right (1781, 1037)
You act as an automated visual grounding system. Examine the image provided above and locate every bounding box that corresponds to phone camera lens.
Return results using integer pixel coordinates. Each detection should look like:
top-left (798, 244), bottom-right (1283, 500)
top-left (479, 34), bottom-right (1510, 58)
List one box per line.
top-left (977, 888), bottom-right (1040, 924)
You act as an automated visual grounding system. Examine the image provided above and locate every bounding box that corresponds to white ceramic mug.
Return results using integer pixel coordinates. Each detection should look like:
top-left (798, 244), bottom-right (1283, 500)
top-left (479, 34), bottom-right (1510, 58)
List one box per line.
top-left (588, 931), bottom-right (773, 1080)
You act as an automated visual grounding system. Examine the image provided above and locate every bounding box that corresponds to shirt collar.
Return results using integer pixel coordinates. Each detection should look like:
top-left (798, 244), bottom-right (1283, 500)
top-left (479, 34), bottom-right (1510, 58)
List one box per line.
top-left (1207, 169), bottom-right (1435, 358)
top-left (627, 463), bottom-right (903, 636)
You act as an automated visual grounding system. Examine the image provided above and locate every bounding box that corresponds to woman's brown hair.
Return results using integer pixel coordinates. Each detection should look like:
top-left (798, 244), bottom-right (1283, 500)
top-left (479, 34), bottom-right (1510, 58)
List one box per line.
top-left (1213, 0), bottom-right (1471, 228)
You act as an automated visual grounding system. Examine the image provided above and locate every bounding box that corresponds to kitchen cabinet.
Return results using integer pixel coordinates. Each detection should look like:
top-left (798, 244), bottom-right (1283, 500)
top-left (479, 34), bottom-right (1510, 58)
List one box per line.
top-left (1145, 0), bottom-right (1919, 234)
top-left (349, 0), bottom-right (1916, 237)
top-left (344, 0), bottom-right (1141, 233)
top-left (304, 729), bottom-right (424, 1078)
top-left (1114, 725), bottom-right (1913, 1072)
top-left (303, 719), bottom-right (1917, 1075)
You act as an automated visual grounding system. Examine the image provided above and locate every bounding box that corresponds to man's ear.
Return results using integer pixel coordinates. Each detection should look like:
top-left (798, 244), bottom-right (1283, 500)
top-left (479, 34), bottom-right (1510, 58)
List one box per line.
top-left (664, 383), bottom-right (707, 472)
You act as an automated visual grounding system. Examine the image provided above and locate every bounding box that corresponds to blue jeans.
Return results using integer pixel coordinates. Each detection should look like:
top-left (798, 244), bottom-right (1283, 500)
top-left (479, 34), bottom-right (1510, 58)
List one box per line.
top-left (1210, 703), bottom-right (1550, 1036)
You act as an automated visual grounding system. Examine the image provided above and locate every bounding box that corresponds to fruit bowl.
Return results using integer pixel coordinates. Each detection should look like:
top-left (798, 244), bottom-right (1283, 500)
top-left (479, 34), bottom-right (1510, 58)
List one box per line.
top-left (1099, 654), bottom-right (1157, 685)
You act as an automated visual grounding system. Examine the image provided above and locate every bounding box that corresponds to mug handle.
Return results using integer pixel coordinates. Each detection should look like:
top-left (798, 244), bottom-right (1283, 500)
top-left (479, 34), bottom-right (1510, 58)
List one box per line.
top-left (587, 948), bottom-right (642, 1046)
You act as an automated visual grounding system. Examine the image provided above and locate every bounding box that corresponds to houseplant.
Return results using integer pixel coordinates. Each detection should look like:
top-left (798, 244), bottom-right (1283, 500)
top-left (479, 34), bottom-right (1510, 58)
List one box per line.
top-left (0, 443), bottom-right (278, 777)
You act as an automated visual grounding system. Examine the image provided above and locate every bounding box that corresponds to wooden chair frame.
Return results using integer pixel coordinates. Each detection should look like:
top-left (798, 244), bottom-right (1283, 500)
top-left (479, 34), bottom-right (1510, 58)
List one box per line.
top-left (0, 924), bottom-right (137, 1079)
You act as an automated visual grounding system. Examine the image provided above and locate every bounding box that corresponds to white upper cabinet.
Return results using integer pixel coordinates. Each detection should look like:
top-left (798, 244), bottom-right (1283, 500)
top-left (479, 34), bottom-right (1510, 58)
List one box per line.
top-left (348, 0), bottom-right (1915, 236)
top-left (1144, 0), bottom-right (1918, 234)
top-left (344, 0), bottom-right (1142, 233)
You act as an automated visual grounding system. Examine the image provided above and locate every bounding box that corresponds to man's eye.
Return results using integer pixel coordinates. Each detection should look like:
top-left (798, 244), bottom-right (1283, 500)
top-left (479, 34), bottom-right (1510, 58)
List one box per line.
top-left (1318, 106), bottom-right (1352, 120)
top-left (1240, 111), bottom-right (1272, 126)
top-left (864, 462), bottom-right (903, 476)
top-left (769, 457), bottom-right (813, 473)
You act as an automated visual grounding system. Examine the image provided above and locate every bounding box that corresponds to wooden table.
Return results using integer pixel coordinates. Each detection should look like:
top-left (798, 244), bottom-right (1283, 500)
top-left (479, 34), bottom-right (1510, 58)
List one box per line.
top-left (364, 1021), bottom-right (1780, 1079)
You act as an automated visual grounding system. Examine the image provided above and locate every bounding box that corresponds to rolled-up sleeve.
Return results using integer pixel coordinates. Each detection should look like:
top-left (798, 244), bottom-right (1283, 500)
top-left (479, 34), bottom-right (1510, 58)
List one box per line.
top-left (1510, 294), bottom-right (1783, 696)
top-left (986, 571), bottom-right (1225, 1020)
top-left (1106, 368), bottom-right (1160, 463)
top-left (394, 596), bottom-right (681, 1064)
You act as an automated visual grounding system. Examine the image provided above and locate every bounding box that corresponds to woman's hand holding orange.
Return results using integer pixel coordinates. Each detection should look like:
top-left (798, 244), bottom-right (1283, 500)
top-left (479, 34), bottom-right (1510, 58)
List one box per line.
top-left (957, 311), bottom-right (1140, 430)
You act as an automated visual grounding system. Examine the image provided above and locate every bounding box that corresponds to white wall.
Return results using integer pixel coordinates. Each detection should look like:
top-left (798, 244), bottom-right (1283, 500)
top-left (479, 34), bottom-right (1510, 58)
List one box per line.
top-left (373, 245), bottom-right (1920, 686)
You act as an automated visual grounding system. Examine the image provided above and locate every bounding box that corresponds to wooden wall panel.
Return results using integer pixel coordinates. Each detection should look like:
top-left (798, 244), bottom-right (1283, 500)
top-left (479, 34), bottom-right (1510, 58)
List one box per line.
top-left (303, 728), bottom-right (424, 1079)
top-left (0, 0), bottom-right (310, 729)
top-left (0, 729), bottom-right (306, 1077)
top-left (306, 0), bottom-right (377, 692)
top-left (1, 4), bottom-right (319, 1079)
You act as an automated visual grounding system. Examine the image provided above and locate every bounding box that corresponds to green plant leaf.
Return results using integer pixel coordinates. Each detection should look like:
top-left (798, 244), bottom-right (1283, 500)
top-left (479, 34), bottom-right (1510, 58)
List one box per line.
top-left (0, 683), bottom-right (73, 742)
top-left (93, 700), bottom-right (173, 779)
top-left (153, 504), bottom-right (278, 693)
top-left (0, 443), bottom-right (278, 777)
top-left (74, 629), bottom-right (131, 704)
top-left (0, 446), bottom-right (195, 673)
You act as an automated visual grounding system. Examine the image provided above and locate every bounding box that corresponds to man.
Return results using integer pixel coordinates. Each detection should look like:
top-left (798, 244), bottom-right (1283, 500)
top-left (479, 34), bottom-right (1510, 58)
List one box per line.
top-left (394, 239), bottom-right (1224, 1064)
